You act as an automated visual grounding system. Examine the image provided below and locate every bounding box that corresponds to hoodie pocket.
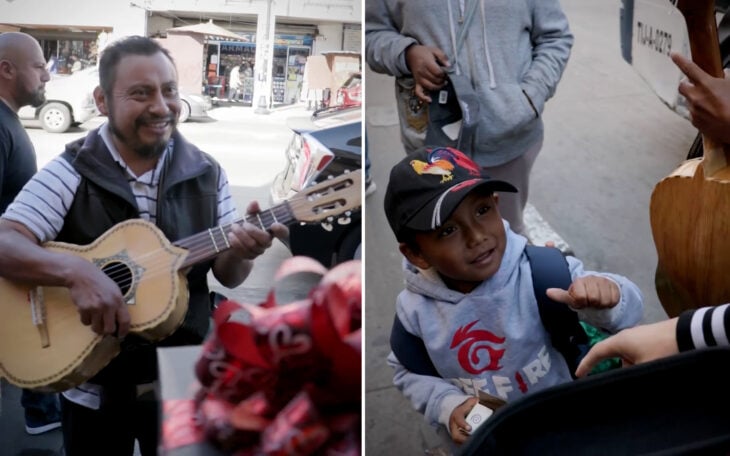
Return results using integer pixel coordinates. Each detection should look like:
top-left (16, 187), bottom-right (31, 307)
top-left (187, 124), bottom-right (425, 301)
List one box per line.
top-left (477, 83), bottom-right (536, 145)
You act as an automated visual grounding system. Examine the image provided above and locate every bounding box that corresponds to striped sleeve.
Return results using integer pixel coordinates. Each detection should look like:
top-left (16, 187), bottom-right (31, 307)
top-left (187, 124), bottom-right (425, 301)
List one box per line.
top-left (676, 304), bottom-right (730, 351)
top-left (1, 156), bottom-right (80, 242)
top-left (216, 166), bottom-right (239, 225)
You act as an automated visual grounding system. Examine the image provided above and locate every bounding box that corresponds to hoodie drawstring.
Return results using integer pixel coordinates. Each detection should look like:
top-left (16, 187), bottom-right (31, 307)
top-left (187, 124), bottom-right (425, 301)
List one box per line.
top-left (479, 0), bottom-right (497, 89)
top-left (449, 0), bottom-right (496, 87)
top-left (447, 1), bottom-right (460, 76)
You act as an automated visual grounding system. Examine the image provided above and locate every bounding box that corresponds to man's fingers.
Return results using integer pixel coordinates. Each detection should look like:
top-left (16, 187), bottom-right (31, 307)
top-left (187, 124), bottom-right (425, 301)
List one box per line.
top-left (101, 306), bottom-right (118, 335)
top-left (671, 51), bottom-right (709, 85)
top-left (269, 222), bottom-right (289, 240)
top-left (414, 84), bottom-right (432, 103)
top-left (677, 79), bottom-right (694, 100)
top-left (80, 310), bottom-right (92, 327)
top-left (116, 307), bottom-right (131, 337)
top-left (429, 46), bottom-right (450, 68)
top-left (91, 313), bottom-right (104, 336)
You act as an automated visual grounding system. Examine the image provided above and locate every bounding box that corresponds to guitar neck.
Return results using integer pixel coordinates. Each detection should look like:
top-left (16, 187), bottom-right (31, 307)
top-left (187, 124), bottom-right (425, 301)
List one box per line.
top-left (173, 201), bottom-right (294, 268)
top-left (677, 0), bottom-right (730, 175)
top-left (171, 169), bottom-right (362, 269)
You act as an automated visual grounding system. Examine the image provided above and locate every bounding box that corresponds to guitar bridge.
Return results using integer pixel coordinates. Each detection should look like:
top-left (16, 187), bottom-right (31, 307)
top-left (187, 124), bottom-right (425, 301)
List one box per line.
top-left (29, 287), bottom-right (50, 349)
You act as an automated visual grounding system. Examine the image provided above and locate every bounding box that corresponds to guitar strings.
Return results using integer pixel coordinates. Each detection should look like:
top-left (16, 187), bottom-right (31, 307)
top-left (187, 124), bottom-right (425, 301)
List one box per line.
top-left (96, 178), bottom-right (358, 291)
top-left (99, 204), bottom-right (294, 288)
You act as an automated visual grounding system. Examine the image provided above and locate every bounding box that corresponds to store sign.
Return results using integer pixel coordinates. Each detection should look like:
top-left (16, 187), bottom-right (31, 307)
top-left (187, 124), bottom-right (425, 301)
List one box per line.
top-left (274, 34), bottom-right (313, 47)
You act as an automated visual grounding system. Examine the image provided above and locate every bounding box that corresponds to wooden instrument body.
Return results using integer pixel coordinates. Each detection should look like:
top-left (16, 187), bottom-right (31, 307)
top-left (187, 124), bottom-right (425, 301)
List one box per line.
top-left (0, 220), bottom-right (188, 392)
top-left (0, 170), bottom-right (361, 391)
top-left (652, 162), bottom-right (730, 316)
top-left (650, 0), bottom-right (730, 317)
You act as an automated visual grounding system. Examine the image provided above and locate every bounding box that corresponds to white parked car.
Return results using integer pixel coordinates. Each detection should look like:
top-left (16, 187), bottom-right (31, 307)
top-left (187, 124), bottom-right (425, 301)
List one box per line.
top-left (178, 91), bottom-right (212, 123)
top-left (19, 67), bottom-right (99, 133)
top-left (19, 67), bottom-right (212, 133)
top-left (619, 0), bottom-right (730, 157)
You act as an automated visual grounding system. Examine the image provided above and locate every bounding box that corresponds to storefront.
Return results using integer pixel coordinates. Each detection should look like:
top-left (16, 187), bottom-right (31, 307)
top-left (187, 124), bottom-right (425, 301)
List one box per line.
top-left (10, 26), bottom-right (111, 74)
top-left (205, 32), bottom-right (313, 105)
top-left (272, 35), bottom-right (312, 105)
top-left (206, 38), bottom-right (256, 103)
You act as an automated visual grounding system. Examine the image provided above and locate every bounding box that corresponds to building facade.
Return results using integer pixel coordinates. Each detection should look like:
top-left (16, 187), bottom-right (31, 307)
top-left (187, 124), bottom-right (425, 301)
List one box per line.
top-left (0, 0), bottom-right (361, 108)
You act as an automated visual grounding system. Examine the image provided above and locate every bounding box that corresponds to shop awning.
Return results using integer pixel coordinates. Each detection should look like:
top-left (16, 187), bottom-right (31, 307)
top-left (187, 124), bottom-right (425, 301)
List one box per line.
top-left (167, 20), bottom-right (244, 42)
top-left (0, 24), bottom-right (21, 33)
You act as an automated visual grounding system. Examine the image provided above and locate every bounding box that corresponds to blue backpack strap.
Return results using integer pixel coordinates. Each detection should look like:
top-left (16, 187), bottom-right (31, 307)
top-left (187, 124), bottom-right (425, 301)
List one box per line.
top-left (524, 245), bottom-right (588, 379)
top-left (390, 313), bottom-right (441, 377)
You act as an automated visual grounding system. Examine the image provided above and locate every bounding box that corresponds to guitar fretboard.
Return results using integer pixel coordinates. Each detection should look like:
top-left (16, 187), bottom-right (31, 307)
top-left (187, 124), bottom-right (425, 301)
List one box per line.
top-left (174, 201), bottom-right (294, 268)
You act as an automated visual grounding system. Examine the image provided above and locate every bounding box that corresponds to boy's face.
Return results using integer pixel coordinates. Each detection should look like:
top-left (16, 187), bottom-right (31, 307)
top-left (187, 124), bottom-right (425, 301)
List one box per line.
top-left (400, 191), bottom-right (506, 294)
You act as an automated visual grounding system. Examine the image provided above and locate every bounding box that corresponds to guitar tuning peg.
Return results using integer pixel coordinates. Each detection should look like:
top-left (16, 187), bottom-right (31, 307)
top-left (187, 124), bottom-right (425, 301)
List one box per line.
top-left (299, 222), bottom-right (307, 226)
top-left (327, 216), bottom-right (334, 222)
top-left (321, 222), bottom-right (333, 232)
top-left (338, 216), bottom-right (351, 225)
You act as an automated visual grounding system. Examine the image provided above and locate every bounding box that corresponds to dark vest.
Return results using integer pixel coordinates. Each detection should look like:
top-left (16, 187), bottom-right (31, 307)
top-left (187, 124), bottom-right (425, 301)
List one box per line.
top-left (58, 129), bottom-right (220, 385)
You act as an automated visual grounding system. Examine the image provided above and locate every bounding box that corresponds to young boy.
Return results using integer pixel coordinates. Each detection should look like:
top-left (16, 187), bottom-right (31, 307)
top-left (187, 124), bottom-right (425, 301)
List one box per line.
top-left (383, 146), bottom-right (644, 446)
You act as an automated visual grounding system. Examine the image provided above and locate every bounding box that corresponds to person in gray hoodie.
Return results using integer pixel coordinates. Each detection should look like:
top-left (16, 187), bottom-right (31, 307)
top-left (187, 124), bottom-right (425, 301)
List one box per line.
top-left (383, 146), bottom-right (643, 447)
top-left (366, 0), bottom-right (573, 236)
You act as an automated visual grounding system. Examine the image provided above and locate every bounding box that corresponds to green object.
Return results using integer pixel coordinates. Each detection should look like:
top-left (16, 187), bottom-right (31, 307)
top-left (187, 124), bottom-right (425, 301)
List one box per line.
top-left (580, 322), bottom-right (621, 374)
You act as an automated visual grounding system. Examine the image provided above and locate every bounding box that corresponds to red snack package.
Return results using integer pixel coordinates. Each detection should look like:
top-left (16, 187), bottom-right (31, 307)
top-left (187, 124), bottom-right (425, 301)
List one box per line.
top-left (161, 399), bottom-right (206, 451)
top-left (195, 301), bottom-right (274, 403)
top-left (261, 392), bottom-right (330, 456)
top-left (194, 258), bottom-right (363, 454)
top-left (199, 395), bottom-right (270, 452)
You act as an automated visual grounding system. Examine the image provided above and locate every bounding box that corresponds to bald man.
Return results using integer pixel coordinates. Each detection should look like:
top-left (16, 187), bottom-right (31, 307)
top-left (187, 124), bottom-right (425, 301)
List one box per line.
top-left (0, 32), bottom-right (59, 436)
top-left (0, 32), bottom-right (49, 209)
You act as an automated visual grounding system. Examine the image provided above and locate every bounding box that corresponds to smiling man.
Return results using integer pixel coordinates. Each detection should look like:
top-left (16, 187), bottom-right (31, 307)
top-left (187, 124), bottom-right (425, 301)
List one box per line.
top-left (0, 36), bottom-right (288, 456)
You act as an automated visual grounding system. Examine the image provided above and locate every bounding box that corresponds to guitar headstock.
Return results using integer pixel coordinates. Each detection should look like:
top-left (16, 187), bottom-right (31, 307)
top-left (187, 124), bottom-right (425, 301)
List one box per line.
top-left (288, 169), bottom-right (362, 224)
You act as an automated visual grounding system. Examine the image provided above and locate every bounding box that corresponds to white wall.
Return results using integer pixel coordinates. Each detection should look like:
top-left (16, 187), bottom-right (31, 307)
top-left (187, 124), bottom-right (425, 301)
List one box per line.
top-left (313, 23), bottom-right (344, 55)
top-left (0, 0), bottom-right (147, 39)
top-left (148, 0), bottom-right (361, 24)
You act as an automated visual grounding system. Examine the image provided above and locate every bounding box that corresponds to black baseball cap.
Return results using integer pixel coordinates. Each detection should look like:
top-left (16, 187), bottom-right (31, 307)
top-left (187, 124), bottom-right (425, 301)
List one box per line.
top-left (384, 146), bottom-right (518, 241)
top-left (424, 70), bottom-right (480, 153)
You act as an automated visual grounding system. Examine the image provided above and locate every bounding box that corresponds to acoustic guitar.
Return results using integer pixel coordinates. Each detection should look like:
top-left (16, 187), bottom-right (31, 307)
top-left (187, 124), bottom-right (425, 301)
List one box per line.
top-left (0, 170), bottom-right (361, 392)
top-left (650, 0), bottom-right (730, 318)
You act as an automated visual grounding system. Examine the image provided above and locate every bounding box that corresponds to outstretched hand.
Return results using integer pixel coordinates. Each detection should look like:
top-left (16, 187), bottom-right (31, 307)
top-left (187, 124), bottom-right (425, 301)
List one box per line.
top-left (405, 44), bottom-right (450, 103)
top-left (671, 52), bottom-right (730, 144)
top-left (575, 317), bottom-right (679, 377)
top-left (546, 275), bottom-right (619, 310)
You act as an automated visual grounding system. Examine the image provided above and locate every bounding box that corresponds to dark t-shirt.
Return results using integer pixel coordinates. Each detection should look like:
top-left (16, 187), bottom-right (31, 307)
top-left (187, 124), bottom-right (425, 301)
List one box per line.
top-left (0, 101), bottom-right (37, 213)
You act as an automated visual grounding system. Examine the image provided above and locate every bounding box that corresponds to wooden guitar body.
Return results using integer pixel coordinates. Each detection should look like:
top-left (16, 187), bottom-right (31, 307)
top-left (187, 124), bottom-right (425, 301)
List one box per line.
top-left (652, 160), bottom-right (730, 317)
top-left (650, 0), bottom-right (730, 317)
top-left (0, 220), bottom-right (188, 392)
top-left (0, 170), bottom-right (361, 392)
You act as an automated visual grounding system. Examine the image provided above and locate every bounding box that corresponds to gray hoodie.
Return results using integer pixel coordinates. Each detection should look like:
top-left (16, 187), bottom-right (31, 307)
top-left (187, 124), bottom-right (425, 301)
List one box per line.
top-left (365, 0), bottom-right (574, 167)
top-left (387, 224), bottom-right (643, 434)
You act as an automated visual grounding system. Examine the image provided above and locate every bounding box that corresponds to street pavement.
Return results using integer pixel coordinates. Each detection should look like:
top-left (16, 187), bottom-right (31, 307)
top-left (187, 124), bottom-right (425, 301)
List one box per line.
top-left (364, 0), bottom-right (697, 454)
top-left (0, 102), bottom-right (321, 455)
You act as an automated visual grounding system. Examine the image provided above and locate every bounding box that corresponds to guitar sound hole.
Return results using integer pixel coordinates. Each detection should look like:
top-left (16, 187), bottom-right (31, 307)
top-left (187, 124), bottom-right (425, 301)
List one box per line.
top-left (101, 261), bottom-right (133, 297)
